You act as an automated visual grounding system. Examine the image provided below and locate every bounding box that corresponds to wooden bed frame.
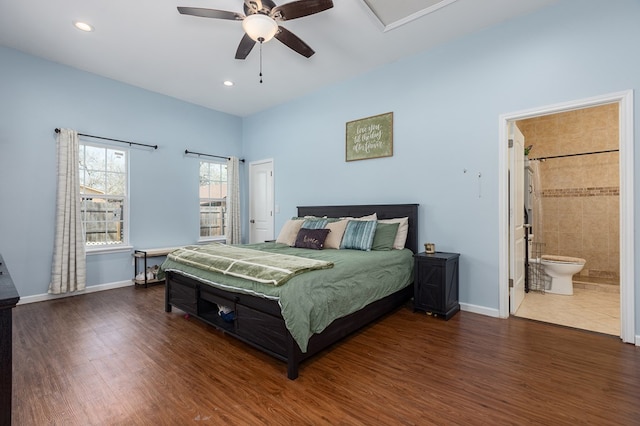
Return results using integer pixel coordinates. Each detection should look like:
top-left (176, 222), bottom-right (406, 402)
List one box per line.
top-left (164, 203), bottom-right (419, 379)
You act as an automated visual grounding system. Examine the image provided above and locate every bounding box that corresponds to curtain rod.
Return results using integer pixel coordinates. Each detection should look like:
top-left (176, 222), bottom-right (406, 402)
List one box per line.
top-left (184, 149), bottom-right (245, 162)
top-left (532, 149), bottom-right (619, 161)
top-left (55, 128), bottom-right (158, 149)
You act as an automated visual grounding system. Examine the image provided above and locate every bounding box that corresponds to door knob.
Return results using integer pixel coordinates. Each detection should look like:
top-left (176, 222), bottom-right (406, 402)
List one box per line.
top-left (250, 219), bottom-right (255, 223)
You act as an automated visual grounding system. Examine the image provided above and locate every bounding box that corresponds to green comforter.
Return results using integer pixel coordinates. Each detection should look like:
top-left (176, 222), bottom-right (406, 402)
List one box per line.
top-left (159, 242), bottom-right (414, 352)
top-left (166, 243), bottom-right (333, 286)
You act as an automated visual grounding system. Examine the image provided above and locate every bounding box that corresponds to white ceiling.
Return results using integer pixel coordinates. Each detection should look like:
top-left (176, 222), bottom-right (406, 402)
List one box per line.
top-left (0, 0), bottom-right (559, 117)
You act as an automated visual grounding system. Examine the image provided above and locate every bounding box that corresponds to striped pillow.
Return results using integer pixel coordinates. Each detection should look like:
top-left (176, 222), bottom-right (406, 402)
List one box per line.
top-left (340, 220), bottom-right (377, 251)
top-left (301, 218), bottom-right (328, 229)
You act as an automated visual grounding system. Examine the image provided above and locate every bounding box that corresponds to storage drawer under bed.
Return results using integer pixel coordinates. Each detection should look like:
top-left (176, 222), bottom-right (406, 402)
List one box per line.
top-left (168, 277), bottom-right (198, 315)
top-left (197, 286), bottom-right (236, 330)
top-left (199, 286), bottom-right (235, 311)
top-left (197, 284), bottom-right (287, 354)
top-left (167, 273), bottom-right (289, 357)
top-left (235, 304), bottom-right (287, 356)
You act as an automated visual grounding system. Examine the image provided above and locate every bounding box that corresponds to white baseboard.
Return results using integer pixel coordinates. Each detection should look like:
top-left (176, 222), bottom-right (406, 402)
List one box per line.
top-left (460, 302), bottom-right (501, 318)
top-left (17, 280), bottom-right (133, 305)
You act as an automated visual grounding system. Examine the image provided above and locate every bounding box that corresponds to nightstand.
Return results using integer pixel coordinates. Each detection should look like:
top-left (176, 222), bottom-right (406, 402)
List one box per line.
top-left (414, 252), bottom-right (460, 320)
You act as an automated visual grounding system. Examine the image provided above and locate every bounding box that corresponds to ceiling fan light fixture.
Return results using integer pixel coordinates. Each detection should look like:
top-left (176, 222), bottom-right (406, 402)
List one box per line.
top-left (242, 14), bottom-right (278, 42)
top-left (73, 21), bottom-right (94, 32)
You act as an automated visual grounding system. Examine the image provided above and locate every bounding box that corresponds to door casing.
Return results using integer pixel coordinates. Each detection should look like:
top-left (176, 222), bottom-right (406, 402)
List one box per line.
top-left (498, 90), bottom-right (635, 344)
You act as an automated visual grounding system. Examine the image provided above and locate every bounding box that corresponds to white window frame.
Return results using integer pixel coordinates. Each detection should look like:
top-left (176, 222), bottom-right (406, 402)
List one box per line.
top-left (79, 141), bottom-right (131, 254)
top-left (198, 160), bottom-right (228, 243)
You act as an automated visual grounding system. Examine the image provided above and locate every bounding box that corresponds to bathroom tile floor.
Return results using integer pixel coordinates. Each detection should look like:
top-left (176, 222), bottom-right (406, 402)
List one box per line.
top-left (514, 285), bottom-right (619, 336)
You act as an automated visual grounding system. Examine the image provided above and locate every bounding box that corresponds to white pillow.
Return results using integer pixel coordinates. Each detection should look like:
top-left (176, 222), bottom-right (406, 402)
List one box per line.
top-left (341, 213), bottom-right (377, 221)
top-left (324, 219), bottom-right (349, 249)
top-left (378, 217), bottom-right (409, 249)
top-left (276, 219), bottom-right (304, 246)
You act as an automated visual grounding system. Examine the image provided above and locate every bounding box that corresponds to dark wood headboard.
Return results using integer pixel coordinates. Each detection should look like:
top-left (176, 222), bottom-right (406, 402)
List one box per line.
top-left (297, 204), bottom-right (419, 253)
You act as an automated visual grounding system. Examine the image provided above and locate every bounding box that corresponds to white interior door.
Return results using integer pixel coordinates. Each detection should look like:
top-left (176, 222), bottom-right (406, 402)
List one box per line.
top-left (249, 160), bottom-right (274, 244)
top-left (509, 122), bottom-right (526, 314)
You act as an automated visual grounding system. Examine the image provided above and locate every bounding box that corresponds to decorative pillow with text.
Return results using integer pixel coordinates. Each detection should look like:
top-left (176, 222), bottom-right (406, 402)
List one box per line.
top-left (294, 228), bottom-right (331, 250)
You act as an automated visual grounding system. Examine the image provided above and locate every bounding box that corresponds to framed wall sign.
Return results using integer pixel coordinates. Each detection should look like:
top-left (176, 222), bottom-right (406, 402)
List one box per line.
top-left (345, 112), bottom-right (393, 162)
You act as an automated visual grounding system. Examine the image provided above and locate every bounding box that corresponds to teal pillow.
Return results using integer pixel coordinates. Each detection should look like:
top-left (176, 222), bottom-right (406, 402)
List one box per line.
top-left (371, 222), bottom-right (400, 251)
top-left (340, 220), bottom-right (377, 251)
top-left (301, 218), bottom-right (328, 229)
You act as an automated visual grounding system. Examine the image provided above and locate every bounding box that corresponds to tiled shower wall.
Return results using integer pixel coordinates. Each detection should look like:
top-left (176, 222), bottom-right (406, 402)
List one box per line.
top-left (517, 103), bottom-right (619, 281)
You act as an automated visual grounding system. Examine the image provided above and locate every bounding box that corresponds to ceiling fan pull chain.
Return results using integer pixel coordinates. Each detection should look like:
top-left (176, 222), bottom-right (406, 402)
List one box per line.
top-left (259, 38), bottom-right (264, 84)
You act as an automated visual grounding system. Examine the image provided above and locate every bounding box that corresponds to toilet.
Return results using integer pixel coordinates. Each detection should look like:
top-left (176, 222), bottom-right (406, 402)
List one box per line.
top-left (540, 255), bottom-right (586, 295)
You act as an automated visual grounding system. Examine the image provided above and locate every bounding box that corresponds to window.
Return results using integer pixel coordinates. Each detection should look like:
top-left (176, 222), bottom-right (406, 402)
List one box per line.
top-left (199, 161), bottom-right (228, 240)
top-left (79, 143), bottom-right (128, 248)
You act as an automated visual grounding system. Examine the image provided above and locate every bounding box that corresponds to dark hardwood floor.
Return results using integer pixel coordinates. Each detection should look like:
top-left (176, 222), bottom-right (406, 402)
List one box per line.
top-left (11, 285), bottom-right (640, 425)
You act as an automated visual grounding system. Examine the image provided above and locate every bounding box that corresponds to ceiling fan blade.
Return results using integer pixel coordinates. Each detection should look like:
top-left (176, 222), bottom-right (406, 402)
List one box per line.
top-left (271, 0), bottom-right (333, 21)
top-left (274, 26), bottom-right (314, 58)
top-left (177, 7), bottom-right (244, 20)
top-left (235, 33), bottom-right (256, 59)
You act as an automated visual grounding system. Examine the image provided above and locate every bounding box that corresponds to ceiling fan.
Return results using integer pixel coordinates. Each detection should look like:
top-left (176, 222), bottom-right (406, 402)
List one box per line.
top-left (177, 0), bottom-right (334, 60)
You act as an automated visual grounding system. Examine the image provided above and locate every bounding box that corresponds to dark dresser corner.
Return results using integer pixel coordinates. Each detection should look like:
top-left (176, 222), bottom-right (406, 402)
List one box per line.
top-left (0, 254), bottom-right (20, 426)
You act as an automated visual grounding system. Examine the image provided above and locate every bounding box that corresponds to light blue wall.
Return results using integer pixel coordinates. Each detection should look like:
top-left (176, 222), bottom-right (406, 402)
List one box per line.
top-left (242, 0), bottom-right (640, 319)
top-left (0, 47), bottom-right (242, 297)
top-left (1, 0), bottom-right (639, 332)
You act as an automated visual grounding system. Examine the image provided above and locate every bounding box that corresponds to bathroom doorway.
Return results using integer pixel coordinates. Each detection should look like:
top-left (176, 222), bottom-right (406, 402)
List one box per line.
top-left (498, 91), bottom-right (635, 343)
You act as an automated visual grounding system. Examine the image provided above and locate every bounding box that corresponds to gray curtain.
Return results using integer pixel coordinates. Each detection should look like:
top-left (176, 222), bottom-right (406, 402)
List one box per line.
top-left (49, 128), bottom-right (86, 294)
top-left (226, 156), bottom-right (241, 244)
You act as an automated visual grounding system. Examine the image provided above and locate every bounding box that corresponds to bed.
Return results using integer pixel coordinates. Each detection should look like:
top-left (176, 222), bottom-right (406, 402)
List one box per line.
top-left (163, 203), bottom-right (418, 379)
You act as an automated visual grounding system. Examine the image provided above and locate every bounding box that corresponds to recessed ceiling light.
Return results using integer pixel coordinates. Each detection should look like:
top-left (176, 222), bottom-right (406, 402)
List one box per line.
top-left (73, 21), bottom-right (94, 32)
top-left (223, 80), bottom-right (234, 87)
